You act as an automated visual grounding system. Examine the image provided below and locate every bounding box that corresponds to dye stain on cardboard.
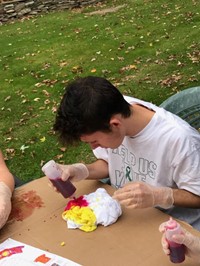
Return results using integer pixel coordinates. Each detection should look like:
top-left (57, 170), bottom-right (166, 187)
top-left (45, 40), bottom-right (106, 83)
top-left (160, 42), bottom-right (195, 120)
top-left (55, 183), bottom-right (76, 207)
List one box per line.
top-left (9, 190), bottom-right (44, 222)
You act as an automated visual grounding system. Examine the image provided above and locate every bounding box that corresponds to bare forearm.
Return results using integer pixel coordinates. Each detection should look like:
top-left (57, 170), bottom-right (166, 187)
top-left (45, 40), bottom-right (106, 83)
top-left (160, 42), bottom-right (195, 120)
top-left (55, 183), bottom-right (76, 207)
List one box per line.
top-left (173, 189), bottom-right (200, 208)
top-left (86, 159), bottom-right (109, 180)
top-left (0, 150), bottom-right (14, 192)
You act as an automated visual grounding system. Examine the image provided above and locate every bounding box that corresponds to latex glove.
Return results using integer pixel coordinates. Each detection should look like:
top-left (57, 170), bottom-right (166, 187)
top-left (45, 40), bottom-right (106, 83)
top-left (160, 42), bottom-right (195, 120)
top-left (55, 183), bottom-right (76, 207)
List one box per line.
top-left (58, 163), bottom-right (89, 182)
top-left (0, 182), bottom-right (12, 229)
top-left (159, 223), bottom-right (200, 261)
top-left (113, 182), bottom-right (174, 209)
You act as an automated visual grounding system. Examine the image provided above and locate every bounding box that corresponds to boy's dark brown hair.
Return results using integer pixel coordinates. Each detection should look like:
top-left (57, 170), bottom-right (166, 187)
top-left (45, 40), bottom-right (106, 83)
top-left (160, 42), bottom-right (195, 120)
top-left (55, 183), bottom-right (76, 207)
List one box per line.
top-left (54, 76), bottom-right (131, 145)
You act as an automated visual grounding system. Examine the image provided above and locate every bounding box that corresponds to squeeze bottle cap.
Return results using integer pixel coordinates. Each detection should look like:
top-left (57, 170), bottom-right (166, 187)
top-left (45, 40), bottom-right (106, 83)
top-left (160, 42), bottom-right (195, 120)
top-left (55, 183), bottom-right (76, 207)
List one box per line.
top-left (165, 217), bottom-right (178, 230)
top-left (165, 217), bottom-right (182, 241)
top-left (41, 160), bottom-right (61, 180)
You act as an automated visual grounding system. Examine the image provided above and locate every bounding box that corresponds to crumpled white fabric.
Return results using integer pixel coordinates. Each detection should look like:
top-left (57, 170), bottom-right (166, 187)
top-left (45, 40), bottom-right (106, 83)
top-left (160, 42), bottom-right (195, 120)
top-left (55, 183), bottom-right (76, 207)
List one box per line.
top-left (66, 188), bottom-right (122, 229)
top-left (84, 188), bottom-right (122, 226)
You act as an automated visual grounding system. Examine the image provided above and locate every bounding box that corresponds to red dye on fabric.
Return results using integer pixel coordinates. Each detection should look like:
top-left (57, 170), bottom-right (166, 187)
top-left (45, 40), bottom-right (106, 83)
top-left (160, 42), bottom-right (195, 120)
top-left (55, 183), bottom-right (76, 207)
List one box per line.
top-left (64, 196), bottom-right (88, 211)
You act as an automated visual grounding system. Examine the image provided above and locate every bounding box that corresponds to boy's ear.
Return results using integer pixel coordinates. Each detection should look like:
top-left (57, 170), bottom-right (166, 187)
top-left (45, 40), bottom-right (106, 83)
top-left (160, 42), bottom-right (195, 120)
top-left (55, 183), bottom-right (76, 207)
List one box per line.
top-left (109, 115), bottom-right (122, 128)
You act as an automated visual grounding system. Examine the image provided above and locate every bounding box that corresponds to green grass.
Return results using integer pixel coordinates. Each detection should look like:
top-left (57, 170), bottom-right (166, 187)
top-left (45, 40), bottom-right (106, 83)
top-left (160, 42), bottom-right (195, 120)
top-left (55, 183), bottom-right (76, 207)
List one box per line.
top-left (0, 0), bottom-right (200, 182)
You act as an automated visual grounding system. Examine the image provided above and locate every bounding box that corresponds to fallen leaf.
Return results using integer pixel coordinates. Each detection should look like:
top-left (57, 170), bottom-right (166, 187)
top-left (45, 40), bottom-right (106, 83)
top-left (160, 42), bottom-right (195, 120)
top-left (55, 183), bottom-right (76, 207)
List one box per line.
top-left (60, 147), bottom-right (67, 152)
top-left (20, 145), bottom-right (29, 152)
top-left (6, 148), bottom-right (15, 154)
top-left (56, 154), bottom-right (63, 159)
top-left (34, 98), bottom-right (40, 102)
top-left (4, 96), bottom-right (11, 102)
top-left (71, 66), bottom-right (83, 74)
top-left (40, 136), bottom-right (46, 142)
top-left (42, 90), bottom-right (50, 97)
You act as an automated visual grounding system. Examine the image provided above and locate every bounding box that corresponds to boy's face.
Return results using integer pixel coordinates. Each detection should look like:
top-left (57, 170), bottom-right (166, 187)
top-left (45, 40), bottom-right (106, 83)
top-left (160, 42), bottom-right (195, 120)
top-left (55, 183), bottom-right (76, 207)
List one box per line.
top-left (80, 128), bottom-right (125, 150)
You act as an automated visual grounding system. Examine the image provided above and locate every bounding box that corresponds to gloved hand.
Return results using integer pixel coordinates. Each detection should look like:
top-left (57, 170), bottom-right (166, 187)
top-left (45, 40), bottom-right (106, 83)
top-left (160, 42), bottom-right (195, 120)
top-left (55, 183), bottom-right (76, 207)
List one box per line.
top-left (159, 223), bottom-right (200, 261)
top-left (0, 182), bottom-right (12, 229)
top-left (58, 163), bottom-right (89, 182)
top-left (113, 182), bottom-right (174, 209)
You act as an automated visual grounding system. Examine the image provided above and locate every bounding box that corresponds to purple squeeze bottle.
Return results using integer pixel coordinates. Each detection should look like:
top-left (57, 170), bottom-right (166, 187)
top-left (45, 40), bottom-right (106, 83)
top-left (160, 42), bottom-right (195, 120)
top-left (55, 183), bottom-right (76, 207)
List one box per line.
top-left (165, 217), bottom-right (185, 263)
top-left (42, 160), bottom-right (76, 198)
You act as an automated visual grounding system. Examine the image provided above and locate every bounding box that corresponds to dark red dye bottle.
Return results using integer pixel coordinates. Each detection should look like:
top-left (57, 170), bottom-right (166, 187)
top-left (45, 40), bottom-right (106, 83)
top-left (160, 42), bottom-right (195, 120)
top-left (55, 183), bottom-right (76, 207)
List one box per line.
top-left (42, 160), bottom-right (76, 198)
top-left (165, 217), bottom-right (185, 263)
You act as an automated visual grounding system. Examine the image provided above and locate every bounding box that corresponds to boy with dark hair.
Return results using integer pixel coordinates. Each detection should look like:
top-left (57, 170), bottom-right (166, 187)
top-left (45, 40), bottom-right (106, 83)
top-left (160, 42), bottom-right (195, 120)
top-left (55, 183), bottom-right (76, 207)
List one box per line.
top-left (54, 76), bottom-right (131, 145)
top-left (53, 76), bottom-right (200, 230)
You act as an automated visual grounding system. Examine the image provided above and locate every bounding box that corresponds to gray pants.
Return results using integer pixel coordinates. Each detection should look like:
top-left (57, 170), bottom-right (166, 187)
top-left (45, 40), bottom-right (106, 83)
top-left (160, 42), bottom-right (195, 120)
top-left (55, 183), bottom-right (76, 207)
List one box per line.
top-left (158, 206), bottom-right (200, 231)
top-left (13, 175), bottom-right (24, 188)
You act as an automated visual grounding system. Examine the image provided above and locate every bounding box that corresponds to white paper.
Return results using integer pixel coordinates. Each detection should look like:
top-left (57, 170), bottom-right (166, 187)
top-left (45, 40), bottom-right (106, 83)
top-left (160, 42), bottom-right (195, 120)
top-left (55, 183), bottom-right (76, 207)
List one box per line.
top-left (0, 238), bottom-right (81, 266)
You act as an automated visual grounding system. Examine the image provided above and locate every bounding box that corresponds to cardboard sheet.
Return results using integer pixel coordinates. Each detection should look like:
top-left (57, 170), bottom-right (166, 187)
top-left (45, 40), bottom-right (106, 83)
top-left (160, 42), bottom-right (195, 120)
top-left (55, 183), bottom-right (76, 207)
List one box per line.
top-left (0, 177), bottom-right (199, 266)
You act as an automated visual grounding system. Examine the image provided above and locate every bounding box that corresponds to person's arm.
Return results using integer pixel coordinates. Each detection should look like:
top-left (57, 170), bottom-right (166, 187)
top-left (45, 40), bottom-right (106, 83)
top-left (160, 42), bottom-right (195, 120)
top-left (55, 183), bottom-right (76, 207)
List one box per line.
top-left (0, 150), bottom-right (14, 229)
top-left (86, 159), bottom-right (109, 180)
top-left (113, 182), bottom-right (174, 209)
top-left (0, 150), bottom-right (15, 192)
top-left (57, 159), bottom-right (109, 182)
top-left (173, 189), bottom-right (200, 208)
top-left (113, 181), bottom-right (200, 209)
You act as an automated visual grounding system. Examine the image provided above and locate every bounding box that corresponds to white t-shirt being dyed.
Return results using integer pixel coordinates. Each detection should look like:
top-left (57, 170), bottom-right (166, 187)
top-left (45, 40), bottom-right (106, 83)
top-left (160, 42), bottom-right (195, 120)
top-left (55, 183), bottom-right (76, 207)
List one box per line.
top-left (93, 96), bottom-right (200, 230)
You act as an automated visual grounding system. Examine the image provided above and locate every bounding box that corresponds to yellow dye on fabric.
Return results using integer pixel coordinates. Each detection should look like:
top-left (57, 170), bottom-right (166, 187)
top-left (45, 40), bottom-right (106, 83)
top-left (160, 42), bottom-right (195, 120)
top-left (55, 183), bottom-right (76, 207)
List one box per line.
top-left (62, 206), bottom-right (97, 232)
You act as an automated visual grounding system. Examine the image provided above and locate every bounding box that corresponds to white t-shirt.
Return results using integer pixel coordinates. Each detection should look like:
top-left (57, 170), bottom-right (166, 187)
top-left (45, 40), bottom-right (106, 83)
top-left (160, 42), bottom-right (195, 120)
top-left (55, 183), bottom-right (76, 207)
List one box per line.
top-left (93, 96), bottom-right (200, 229)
